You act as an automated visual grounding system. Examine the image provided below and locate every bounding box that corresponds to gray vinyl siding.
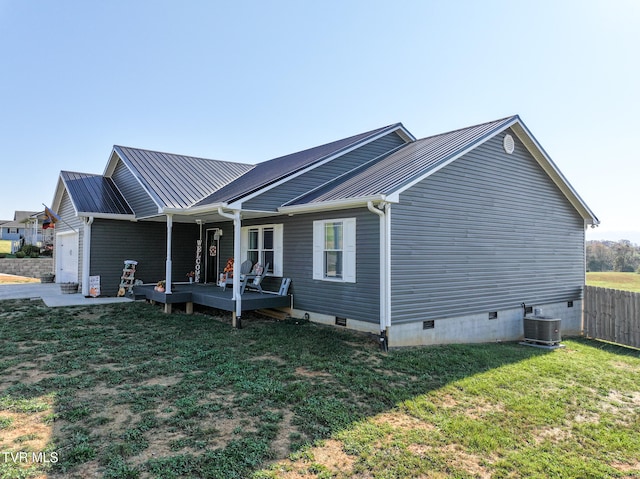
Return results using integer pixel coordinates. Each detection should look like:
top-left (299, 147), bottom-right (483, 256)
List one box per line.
top-left (391, 130), bottom-right (586, 324)
top-left (90, 219), bottom-right (200, 295)
top-left (111, 160), bottom-right (159, 218)
top-left (58, 190), bottom-right (83, 234)
top-left (58, 191), bottom-right (84, 282)
top-left (241, 209), bottom-right (380, 323)
top-left (243, 133), bottom-right (407, 211)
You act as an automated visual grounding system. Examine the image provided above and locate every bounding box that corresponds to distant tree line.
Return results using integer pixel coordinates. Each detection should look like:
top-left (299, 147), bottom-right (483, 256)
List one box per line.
top-left (586, 240), bottom-right (640, 272)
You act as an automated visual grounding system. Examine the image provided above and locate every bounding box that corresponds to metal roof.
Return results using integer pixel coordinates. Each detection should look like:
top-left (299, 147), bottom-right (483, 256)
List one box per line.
top-left (114, 146), bottom-right (254, 209)
top-left (284, 116), bottom-right (518, 205)
top-left (61, 171), bottom-right (134, 215)
top-left (195, 124), bottom-right (406, 206)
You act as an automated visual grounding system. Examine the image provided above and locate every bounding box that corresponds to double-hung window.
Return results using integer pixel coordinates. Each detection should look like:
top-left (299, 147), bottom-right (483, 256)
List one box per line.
top-left (313, 218), bottom-right (356, 282)
top-left (241, 224), bottom-right (283, 275)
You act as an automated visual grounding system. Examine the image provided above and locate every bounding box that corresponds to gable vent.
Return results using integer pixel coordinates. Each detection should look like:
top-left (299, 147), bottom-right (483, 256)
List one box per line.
top-left (503, 134), bottom-right (515, 154)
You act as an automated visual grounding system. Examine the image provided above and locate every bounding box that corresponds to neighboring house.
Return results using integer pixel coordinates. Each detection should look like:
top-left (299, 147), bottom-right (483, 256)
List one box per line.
top-left (0, 211), bottom-right (49, 253)
top-left (50, 115), bottom-right (598, 346)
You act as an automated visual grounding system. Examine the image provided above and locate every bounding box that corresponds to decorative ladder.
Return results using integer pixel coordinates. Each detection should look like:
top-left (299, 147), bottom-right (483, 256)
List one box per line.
top-left (117, 260), bottom-right (138, 297)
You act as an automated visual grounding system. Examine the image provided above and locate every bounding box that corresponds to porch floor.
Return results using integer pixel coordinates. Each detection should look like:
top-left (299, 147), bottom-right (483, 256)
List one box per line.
top-left (133, 282), bottom-right (291, 314)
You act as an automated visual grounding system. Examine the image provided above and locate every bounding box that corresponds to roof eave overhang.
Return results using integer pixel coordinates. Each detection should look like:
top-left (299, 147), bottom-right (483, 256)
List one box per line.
top-left (77, 212), bottom-right (137, 221)
top-left (162, 203), bottom-right (228, 216)
top-left (278, 195), bottom-right (394, 215)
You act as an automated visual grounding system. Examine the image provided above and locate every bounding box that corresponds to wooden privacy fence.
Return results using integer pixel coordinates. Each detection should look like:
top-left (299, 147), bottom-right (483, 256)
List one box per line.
top-left (583, 286), bottom-right (640, 349)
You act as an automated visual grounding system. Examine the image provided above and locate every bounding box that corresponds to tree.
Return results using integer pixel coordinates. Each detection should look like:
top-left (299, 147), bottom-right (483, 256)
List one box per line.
top-left (613, 240), bottom-right (639, 272)
top-left (586, 239), bottom-right (640, 272)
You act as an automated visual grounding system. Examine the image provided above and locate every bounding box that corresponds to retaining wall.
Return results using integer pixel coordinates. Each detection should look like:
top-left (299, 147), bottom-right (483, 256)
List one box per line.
top-left (0, 258), bottom-right (54, 279)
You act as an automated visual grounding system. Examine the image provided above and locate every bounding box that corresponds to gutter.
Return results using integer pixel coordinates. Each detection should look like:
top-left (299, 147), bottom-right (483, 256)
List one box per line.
top-left (280, 195), bottom-right (393, 215)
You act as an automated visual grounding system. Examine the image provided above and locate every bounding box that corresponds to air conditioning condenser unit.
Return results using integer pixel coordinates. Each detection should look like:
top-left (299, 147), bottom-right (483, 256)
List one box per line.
top-left (522, 316), bottom-right (562, 347)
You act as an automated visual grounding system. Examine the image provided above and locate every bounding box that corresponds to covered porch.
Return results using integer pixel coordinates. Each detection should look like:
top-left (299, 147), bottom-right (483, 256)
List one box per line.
top-left (133, 282), bottom-right (291, 316)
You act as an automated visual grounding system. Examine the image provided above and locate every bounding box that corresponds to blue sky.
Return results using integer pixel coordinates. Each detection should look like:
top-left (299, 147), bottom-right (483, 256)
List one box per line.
top-left (1, 1), bottom-right (638, 242)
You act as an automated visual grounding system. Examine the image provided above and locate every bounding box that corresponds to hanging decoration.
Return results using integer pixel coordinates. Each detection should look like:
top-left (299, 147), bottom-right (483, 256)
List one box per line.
top-left (194, 239), bottom-right (202, 283)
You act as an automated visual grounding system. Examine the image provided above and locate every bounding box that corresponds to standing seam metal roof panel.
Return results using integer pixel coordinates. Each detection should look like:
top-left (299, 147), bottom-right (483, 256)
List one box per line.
top-left (194, 123), bottom-right (405, 206)
top-left (285, 117), bottom-right (517, 205)
top-left (61, 171), bottom-right (134, 215)
top-left (114, 146), bottom-right (254, 209)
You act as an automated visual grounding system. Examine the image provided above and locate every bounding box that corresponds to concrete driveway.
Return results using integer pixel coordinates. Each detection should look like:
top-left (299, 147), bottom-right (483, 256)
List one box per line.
top-left (0, 282), bottom-right (133, 307)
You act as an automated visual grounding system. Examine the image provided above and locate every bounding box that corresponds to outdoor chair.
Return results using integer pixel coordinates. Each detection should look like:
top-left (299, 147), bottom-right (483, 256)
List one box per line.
top-left (221, 259), bottom-right (253, 291)
top-left (241, 262), bottom-right (269, 294)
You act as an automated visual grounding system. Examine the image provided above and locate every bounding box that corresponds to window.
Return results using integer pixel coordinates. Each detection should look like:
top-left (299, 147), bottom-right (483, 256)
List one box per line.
top-left (324, 221), bottom-right (343, 279)
top-left (241, 224), bottom-right (283, 275)
top-left (313, 218), bottom-right (356, 283)
top-left (8, 228), bottom-right (17, 235)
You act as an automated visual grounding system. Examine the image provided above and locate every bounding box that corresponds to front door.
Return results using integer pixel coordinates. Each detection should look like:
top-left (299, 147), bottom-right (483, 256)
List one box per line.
top-left (204, 229), bottom-right (220, 284)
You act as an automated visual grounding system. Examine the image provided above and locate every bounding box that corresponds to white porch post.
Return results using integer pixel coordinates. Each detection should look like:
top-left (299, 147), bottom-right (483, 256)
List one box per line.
top-left (81, 217), bottom-right (94, 296)
top-left (217, 207), bottom-right (242, 327)
top-left (165, 214), bottom-right (173, 294)
top-left (232, 211), bottom-right (242, 322)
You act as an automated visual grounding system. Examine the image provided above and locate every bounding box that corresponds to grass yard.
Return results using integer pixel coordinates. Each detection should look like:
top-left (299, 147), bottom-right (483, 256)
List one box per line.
top-left (0, 301), bottom-right (639, 478)
top-left (587, 271), bottom-right (640, 293)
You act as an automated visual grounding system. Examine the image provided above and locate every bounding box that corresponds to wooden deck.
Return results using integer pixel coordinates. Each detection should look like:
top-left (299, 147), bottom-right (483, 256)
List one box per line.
top-left (133, 283), bottom-right (291, 315)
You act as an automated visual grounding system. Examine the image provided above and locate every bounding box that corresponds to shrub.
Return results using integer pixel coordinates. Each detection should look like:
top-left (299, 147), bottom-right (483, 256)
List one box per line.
top-left (0, 253), bottom-right (5, 259)
top-left (15, 251), bottom-right (26, 258)
top-left (21, 244), bottom-right (39, 256)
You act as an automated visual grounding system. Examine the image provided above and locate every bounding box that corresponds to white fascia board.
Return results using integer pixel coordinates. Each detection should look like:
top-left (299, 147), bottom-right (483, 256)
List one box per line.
top-left (163, 202), bottom-right (227, 216)
top-left (388, 117), bottom-right (519, 200)
top-left (279, 195), bottom-right (392, 215)
top-left (103, 149), bottom-right (120, 177)
top-left (231, 124), bottom-right (414, 208)
top-left (51, 175), bottom-right (67, 213)
top-left (510, 122), bottom-right (600, 225)
top-left (77, 212), bottom-right (137, 221)
top-left (58, 174), bottom-right (81, 217)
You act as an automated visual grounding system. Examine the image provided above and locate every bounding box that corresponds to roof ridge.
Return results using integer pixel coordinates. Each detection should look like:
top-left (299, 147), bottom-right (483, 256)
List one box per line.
top-left (256, 123), bottom-right (403, 167)
top-left (417, 115), bottom-right (518, 141)
top-left (114, 145), bottom-right (253, 167)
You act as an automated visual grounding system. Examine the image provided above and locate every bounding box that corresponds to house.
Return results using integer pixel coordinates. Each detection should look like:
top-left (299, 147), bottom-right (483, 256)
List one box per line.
top-left (0, 211), bottom-right (51, 253)
top-left (49, 115), bottom-right (598, 346)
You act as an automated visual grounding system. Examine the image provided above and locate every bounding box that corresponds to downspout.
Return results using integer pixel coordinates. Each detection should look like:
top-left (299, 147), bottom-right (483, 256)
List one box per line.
top-left (368, 201), bottom-right (389, 351)
top-left (217, 207), bottom-right (242, 328)
top-left (165, 214), bottom-right (173, 294)
top-left (81, 216), bottom-right (94, 296)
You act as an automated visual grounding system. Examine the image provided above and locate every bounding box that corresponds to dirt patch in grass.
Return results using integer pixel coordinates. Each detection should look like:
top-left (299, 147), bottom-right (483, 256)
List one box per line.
top-left (372, 411), bottom-right (435, 432)
top-left (294, 366), bottom-right (333, 378)
top-left (0, 273), bottom-right (40, 284)
top-left (440, 444), bottom-right (492, 479)
top-left (272, 439), bottom-right (357, 478)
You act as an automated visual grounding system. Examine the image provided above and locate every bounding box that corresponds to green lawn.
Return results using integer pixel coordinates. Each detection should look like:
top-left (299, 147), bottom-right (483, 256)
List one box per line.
top-left (587, 271), bottom-right (640, 293)
top-left (0, 300), bottom-right (639, 478)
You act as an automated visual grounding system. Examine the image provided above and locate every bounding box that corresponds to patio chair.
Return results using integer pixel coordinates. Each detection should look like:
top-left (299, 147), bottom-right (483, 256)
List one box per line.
top-left (241, 262), bottom-right (269, 294)
top-left (221, 259), bottom-right (253, 291)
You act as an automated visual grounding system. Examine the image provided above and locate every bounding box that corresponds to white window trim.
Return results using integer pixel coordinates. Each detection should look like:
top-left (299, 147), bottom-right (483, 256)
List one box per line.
top-left (240, 224), bottom-right (283, 276)
top-left (313, 218), bottom-right (356, 283)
